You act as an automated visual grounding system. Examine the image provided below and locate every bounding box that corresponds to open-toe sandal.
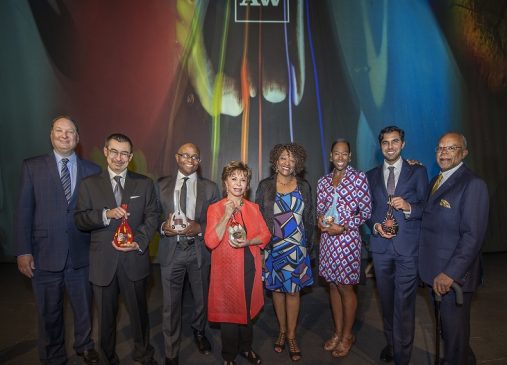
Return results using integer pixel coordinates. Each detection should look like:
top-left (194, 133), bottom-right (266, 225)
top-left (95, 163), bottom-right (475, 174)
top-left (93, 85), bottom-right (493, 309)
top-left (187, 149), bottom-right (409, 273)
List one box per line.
top-left (240, 349), bottom-right (262, 365)
top-left (323, 332), bottom-right (341, 351)
top-left (331, 334), bottom-right (356, 358)
top-left (274, 331), bottom-right (286, 353)
top-left (287, 338), bottom-right (302, 361)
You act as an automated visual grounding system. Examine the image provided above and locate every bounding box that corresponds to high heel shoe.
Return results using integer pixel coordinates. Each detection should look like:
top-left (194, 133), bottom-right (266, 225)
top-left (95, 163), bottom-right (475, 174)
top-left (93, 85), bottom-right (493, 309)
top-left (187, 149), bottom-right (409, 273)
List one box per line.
top-left (287, 337), bottom-right (302, 361)
top-left (323, 332), bottom-right (341, 351)
top-left (274, 331), bottom-right (286, 353)
top-left (331, 334), bottom-right (356, 358)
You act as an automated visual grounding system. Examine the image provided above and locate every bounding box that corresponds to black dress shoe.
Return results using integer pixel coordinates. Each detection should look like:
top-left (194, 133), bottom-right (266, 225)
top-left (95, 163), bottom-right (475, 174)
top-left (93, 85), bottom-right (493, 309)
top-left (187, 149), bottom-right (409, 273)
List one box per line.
top-left (193, 330), bottom-right (212, 355)
top-left (77, 349), bottom-right (100, 364)
top-left (380, 345), bottom-right (394, 363)
top-left (165, 356), bottom-right (178, 365)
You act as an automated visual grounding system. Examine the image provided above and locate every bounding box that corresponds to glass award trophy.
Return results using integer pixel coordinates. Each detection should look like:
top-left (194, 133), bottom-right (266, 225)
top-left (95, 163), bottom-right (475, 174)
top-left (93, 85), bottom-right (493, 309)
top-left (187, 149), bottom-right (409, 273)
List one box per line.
top-left (228, 209), bottom-right (246, 244)
top-left (322, 192), bottom-right (341, 227)
top-left (381, 195), bottom-right (399, 235)
top-left (113, 203), bottom-right (134, 247)
top-left (169, 189), bottom-right (188, 232)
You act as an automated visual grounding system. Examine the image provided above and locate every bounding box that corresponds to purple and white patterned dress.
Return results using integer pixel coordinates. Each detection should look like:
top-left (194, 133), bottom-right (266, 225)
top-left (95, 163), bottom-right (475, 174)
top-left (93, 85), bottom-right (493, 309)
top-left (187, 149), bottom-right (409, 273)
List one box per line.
top-left (317, 165), bottom-right (371, 285)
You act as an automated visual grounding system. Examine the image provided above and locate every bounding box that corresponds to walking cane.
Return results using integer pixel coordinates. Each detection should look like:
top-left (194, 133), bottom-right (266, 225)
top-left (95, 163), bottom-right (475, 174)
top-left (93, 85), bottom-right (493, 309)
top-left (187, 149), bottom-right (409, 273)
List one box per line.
top-left (434, 282), bottom-right (463, 365)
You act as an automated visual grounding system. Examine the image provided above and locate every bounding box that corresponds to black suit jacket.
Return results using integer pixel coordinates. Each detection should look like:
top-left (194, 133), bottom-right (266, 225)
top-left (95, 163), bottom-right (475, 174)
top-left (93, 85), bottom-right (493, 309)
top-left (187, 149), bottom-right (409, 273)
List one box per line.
top-left (155, 175), bottom-right (219, 268)
top-left (15, 153), bottom-right (100, 271)
top-left (75, 170), bottom-right (159, 286)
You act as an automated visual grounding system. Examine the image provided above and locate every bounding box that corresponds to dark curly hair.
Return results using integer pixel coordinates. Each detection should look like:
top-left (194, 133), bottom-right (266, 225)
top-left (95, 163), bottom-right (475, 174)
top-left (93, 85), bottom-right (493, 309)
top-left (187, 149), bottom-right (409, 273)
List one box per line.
top-left (269, 143), bottom-right (307, 176)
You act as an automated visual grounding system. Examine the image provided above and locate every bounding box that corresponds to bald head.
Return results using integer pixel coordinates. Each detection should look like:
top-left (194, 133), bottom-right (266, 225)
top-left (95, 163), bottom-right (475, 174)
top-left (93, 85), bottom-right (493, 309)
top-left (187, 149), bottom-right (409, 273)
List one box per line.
top-left (175, 143), bottom-right (201, 176)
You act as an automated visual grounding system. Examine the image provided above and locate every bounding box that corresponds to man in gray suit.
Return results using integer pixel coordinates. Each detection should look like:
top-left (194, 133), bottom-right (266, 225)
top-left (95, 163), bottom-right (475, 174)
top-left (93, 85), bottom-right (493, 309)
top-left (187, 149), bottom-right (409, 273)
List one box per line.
top-left (156, 143), bottom-right (220, 365)
top-left (75, 133), bottom-right (159, 365)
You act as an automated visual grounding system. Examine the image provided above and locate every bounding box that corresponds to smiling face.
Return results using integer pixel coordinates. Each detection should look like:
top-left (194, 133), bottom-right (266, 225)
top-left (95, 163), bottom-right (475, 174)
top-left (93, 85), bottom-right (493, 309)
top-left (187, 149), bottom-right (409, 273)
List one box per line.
top-left (104, 139), bottom-right (133, 174)
top-left (330, 142), bottom-right (351, 172)
top-left (224, 169), bottom-right (248, 198)
top-left (380, 131), bottom-right (405, 164)
top-left (175, 143), bottom-right (200, 176)
top-left (50, 118), bottom-right (79, 157)
top-left (276, 149), bottom-right (296, 177)
top-left (436, 133), bottom-right (468, 172)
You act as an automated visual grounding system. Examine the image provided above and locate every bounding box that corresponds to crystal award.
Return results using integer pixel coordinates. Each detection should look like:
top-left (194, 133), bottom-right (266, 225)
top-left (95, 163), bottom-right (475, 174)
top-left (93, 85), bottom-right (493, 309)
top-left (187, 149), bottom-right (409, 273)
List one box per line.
top-left (381, 195), bottom-right (399, 235)
top-left (169, 189), bottom-right (188, 232)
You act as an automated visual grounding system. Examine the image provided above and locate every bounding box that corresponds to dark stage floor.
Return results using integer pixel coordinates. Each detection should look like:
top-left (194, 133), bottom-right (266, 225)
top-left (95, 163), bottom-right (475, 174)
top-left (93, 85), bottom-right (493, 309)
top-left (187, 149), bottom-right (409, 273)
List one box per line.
top-left (1, 253), bottom-right (506, 365)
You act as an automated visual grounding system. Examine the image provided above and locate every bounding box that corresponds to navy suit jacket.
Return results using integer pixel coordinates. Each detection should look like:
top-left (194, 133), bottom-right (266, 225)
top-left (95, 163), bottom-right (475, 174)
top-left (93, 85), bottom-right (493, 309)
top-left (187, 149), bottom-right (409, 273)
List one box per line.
top-left (419, 164), bottom-right (489, 292)
top-left (15, 153), bottom-right (101, 271)
top-left (366, 159), bottom-right (428, 257)
top-left (74, 170), bottom-right (159, 286)
top-left (155, 175), bottom-right (220, 268)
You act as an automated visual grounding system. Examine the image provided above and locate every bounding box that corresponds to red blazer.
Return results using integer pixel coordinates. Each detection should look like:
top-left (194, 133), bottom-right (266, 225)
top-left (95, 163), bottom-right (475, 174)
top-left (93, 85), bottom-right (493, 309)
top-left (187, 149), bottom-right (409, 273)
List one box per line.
top-left (205, 198), bottom-right (271, 324)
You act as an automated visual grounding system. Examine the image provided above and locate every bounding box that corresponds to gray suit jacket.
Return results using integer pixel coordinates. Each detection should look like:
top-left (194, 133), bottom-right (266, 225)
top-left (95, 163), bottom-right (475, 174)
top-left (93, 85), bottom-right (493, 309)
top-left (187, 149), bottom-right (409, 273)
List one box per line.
top-left (75, 170), bottom-right (159, 286)
top-left (155, 175), bottom-right (220, 268)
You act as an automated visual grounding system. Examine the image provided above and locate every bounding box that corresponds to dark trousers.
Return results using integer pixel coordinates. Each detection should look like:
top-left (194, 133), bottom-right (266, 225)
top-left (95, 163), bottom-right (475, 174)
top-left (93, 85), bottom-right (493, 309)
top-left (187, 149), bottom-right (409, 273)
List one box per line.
top-left (433, 289), bottom-right (476, 365)
top-left (372, 242), bottom-right (418, 365)
top-left (93, 263), bottom-right (153, 365)
top-left (32, 255), bottom-right (94, 365)
top-left (220, 250), bottom-right (255, 362)
top-left (161, 243), bottom-right (209, 358)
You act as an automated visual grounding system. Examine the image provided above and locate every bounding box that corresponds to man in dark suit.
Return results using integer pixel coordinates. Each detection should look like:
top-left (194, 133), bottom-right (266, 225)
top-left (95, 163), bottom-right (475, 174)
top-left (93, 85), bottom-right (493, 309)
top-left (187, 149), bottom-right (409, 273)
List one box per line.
top-left (14, 116), bottom-right (100, 365)
top-left (366, 126), bottom-right (428, 365)
top-left (419, 132), bottom-right (488, 365)
top-left (156, 143), bottom-right (219, 365)
top-left (75, 133), bottom-right (159, 365)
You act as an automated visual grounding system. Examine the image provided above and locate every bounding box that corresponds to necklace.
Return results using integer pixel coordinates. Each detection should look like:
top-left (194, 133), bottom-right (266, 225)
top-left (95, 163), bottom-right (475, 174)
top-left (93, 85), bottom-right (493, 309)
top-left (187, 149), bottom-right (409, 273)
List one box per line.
top-left (277, 176), bottom-right (295, 186)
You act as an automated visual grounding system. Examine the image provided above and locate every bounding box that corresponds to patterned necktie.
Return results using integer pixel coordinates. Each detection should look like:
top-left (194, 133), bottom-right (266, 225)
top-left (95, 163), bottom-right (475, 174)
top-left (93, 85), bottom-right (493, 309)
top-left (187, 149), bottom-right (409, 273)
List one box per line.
top-left (60, 158), bottom-right (72, 203)
top-left (180, 177), bottom-right (189, 216)
top-left (113, 175), bottom-right (123, 206)
top-left (386, 166), bottom-right (395, 196)
top-left (431, 173), bottom-right (443, 195)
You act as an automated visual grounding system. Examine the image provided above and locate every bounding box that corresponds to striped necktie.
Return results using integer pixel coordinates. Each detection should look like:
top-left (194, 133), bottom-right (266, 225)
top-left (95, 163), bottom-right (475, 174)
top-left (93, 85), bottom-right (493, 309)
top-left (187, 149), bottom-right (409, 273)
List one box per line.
top-left (431, 173), bottom-right (443, 195)
top-left (386, 166), bottom-right (395, 196)
top-left (61, 158), bottom-right (71, 203)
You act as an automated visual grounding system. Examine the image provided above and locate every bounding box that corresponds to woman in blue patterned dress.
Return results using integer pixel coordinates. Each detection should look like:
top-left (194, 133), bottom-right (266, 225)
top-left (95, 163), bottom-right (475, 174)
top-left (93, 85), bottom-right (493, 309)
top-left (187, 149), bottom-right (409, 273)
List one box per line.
top-left (255, 143), bottom-right (314, 362)
top-left (316, 139), bottom-right (371, 358)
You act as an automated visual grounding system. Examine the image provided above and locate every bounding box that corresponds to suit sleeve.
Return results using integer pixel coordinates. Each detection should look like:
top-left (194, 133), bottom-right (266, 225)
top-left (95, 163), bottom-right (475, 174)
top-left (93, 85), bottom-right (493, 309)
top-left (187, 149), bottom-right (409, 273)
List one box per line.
top-left (405, 166), bottom-right (429, 220)
top-left (134, 180), bottom-right (159, 252)
top-left (14, 161), bottom-right (35, 256)
top-left (74, 178), bottom-right (107, 231)
top-left (199, 182), bottom-right (220, 236)
top-left (444, 178), bottom-right (489, 283)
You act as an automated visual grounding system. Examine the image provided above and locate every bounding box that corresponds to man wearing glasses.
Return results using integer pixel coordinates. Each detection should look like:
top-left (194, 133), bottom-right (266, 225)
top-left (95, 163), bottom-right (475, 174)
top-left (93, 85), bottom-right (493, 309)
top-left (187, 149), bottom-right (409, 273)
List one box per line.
top-left (156, 143), bottom-right (219, 365)
top-left (419, 132), bottom-right (489, 365)
top-left (75, 133), bottom-right (159, 365)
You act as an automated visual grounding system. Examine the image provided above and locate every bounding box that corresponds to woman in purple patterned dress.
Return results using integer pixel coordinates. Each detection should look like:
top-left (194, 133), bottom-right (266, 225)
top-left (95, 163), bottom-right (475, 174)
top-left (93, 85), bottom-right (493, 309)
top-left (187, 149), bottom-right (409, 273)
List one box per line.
top-left (316, 139), bottom-right (371, 358)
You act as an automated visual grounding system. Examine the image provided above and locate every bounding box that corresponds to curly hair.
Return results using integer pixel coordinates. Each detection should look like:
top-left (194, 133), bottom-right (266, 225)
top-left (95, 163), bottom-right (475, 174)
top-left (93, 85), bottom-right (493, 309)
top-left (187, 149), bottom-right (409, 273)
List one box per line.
top-left (269, 143), bottom-right (307, 176)
top-left (221, 160), bottom-right (252, 196)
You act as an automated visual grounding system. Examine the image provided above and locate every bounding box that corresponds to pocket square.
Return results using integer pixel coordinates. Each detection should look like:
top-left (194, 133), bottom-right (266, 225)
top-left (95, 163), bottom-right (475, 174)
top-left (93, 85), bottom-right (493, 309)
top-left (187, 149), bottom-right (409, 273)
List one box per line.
top-left (130, 195), bottom-right (141, 199)
top-left (439, 199), bottom-right (451, 208)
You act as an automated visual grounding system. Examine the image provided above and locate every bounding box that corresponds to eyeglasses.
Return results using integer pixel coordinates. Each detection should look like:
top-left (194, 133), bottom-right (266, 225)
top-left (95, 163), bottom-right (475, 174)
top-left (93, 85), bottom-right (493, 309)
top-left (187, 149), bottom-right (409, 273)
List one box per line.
top-left (177, 153), bottom-right (201, 162)
top-left (107, 148), bottom-right (131, 159)
top-left (435, 146), bottom-right (462, 153)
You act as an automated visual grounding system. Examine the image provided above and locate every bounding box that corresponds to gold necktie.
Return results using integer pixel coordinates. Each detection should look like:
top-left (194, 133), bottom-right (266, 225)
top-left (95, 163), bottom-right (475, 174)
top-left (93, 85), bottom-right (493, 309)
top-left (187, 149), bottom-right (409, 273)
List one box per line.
top-left (431, 173), bottom-right (443, 194)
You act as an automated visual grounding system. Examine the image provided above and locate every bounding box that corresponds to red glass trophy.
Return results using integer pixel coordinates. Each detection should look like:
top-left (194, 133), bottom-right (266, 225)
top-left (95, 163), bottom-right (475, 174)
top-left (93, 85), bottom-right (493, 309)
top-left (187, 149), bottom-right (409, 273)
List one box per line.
top-left (228, 209), bottom-right (246, 244)
top-left (113, 203), bottom-right (134, 247)
top-left (381, 195), bottom-right (399, 235)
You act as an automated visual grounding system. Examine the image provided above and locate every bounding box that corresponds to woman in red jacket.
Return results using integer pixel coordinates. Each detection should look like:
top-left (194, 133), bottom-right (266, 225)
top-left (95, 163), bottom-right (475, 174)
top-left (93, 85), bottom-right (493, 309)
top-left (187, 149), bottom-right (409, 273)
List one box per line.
top-left (205, 161), bottom-right (271, 365)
